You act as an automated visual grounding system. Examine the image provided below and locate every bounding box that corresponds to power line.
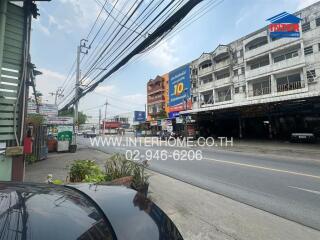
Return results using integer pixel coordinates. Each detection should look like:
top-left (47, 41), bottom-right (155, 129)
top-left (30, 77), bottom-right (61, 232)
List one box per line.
top-left (78, 0), bottom-right (223, 101)
top-left (80, 0), bottom-right (146, 82)
top-left (80, 0), bottom-right (170, 88)
top-left (60, 0), bottom-right (205, 111)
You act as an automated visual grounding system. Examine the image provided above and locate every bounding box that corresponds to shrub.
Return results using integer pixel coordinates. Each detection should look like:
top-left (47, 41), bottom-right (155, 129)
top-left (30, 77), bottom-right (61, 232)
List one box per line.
top-left (26, 154), bottom-right (37, 165)
top-left (69, 160), bottom-right (105, 183)
top-left (105, 154), bottom-right (149, 194)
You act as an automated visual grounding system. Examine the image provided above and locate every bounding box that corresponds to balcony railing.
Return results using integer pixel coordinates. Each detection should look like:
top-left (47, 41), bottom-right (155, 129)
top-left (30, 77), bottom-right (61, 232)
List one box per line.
top-left (198, 66), bottom-right (213, 76)
top-left (215, 94), bottom-right (232, 103)
top-left (200, 100), bottom-right (214, 107)
top-left (277, 81), bottom-right (304, 92)
top-left (249, 86), bottom-right (271, 97)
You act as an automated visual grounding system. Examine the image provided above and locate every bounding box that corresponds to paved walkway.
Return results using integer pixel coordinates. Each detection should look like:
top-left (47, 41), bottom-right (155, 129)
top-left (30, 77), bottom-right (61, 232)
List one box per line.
top-left (25, 147), bottom-right (110, 182)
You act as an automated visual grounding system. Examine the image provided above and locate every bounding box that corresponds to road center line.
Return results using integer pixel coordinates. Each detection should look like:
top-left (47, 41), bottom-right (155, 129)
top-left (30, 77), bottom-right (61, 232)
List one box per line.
top-left (288, 186), bottom-right (320, 195)
top-left (203, 157), bottom-right (320, 180)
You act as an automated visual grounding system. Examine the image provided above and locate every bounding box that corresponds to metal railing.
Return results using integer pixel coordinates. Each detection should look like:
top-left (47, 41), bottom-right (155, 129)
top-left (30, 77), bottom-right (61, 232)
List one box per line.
top-left (277, 81), bottom-right (304, 92)
top-left (215, 94), bottom-right (231, 103)
top-left (249, 86), bottom-right (271, 97)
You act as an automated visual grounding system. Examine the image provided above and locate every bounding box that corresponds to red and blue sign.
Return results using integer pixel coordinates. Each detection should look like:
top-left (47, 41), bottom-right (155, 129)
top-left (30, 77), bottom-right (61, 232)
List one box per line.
top-left (267, 12), bottom-right (301, 38)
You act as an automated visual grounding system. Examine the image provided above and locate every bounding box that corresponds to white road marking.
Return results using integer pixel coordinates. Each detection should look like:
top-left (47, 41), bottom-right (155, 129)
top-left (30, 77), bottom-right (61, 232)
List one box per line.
top-left (203, 157), bottom-right (320, 180)
top-left (288, 186), bottom-right (320, 195)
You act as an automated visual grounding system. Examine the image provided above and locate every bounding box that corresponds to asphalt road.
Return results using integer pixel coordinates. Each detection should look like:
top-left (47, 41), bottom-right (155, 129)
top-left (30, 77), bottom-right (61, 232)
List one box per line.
top-left (78, 135), bottom-right (320, 231)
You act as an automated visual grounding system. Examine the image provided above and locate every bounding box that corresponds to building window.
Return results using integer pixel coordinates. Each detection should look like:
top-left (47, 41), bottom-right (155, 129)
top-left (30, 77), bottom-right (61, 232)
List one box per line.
top-left (216, 88), bottom-right (231, 102)
top-left (274, 50), bottom-right (299, 63)
top-left (200, 61), bottom-right (212, 70)
top-left (304, 46), bottom-right (313, 55)
top-left (241, 67), bottom-right (245, 74)
top-left (318, 43), bottom-right (320, 51)
top-left (216, 70), bottom-right (230, 80)
top-left (307, 70), bottom-right (316, 83)
top-left (242, 85), bottom-right (246, 93)
top-left (192, 69), bottom-right (198, 75)
top-left (249, 56), bottom-right (269, 70)
top-left (252, 79), bottom-right (271, 96)
top-left (302, 22), bottom-right (311, 32)
top-left (246, 37), bottom-right (268, 51)
top-left (316, 17), bottom-right (320, 27)
top-left (201, 74), bottom-right (213, 84)
top-left (233, 69), bottom-right (238, 76)
top-left (234, 87), bottom-right (239, 94)
top-left (277, 73), bottom-right (302, 92)
top-left (202, 91), bottom-right (213, 104)
top-left (193, 96), bottom-right (198, 102)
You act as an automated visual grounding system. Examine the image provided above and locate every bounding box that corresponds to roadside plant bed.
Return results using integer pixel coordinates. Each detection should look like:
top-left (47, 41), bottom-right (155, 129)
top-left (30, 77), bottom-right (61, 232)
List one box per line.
top-left (67, 154), bottom-right (150, 196)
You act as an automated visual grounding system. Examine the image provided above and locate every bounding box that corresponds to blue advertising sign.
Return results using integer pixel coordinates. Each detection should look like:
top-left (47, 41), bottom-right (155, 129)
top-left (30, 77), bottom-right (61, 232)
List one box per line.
top-left (133, 111), bottom-right (146, 122)
top-left (168, 111), bottom-right (180, 119)
top-left (168, 64), bottom-right (191, 112)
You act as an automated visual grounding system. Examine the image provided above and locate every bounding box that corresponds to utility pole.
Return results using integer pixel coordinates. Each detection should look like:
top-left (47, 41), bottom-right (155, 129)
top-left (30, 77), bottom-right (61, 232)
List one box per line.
top-left (98, 109), bottom-right (101, 135)
top-left (74, 39), bottom-right (89, 132)
top-left (103, 98), bottom-right (109, 135)
top-left (49, 87), bottom-right (64, 105)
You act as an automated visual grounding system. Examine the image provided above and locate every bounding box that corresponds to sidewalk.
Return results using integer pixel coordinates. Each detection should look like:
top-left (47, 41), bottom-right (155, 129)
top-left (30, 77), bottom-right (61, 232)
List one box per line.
top-left (25, 148), bottom-right (320, 240)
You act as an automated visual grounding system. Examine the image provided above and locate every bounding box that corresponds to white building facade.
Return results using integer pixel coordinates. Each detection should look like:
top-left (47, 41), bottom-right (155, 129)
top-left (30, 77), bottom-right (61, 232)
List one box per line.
top-left (188, 3), bottom-right (320, 115)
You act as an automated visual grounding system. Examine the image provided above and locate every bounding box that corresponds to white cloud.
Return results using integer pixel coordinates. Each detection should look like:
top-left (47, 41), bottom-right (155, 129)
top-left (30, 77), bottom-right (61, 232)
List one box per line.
top-left (94, 85), bottom-right (116, 94)
top-left (33, 18), bottom-right (50, 36)
top-left (144, 36), bottom-right (180, 70)
top-left (58, 0), bottom-right (100, 29)
top-left (34, 68), bottom-right (66, 103)
top-left (122, 93), bottom-right (146, 105)
top-left (297, 0), bottom-right (319, 10)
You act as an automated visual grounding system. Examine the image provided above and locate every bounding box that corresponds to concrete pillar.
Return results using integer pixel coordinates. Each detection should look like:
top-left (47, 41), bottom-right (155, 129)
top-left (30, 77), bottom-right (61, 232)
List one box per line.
top-left (239, 117), bottom-right (243, 139)
top-left (270, 74), bottom-right (277, 93)
top-left (268, 115), bottom-right (273, 139)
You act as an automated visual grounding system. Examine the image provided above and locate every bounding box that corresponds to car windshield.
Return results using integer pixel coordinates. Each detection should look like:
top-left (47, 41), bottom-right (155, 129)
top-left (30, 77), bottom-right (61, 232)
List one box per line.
top-left (1, 1), bottom-right (320, 240)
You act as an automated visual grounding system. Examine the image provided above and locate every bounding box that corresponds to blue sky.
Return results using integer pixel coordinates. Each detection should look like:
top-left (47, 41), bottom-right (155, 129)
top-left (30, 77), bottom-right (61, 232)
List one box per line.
top-left (31, 0), bottom-right (317, 120)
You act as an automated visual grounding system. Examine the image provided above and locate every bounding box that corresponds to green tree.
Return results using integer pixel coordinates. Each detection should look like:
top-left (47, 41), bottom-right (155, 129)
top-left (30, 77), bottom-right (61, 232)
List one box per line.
top-left (59, 108), bottom-right (87, 125)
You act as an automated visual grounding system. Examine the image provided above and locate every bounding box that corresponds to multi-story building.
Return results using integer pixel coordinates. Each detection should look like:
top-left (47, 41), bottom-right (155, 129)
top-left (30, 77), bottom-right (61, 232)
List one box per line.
top-left (147, 75), bottom-right (168, 121)
top-left (186, 2), bottom-right (320, 139)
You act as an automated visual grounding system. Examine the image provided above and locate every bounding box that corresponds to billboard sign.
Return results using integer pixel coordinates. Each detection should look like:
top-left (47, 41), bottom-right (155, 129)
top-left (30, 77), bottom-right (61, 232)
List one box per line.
top-left (169, 111), bottom-right (180, 119)
top-left (134, 111), bottom-right (146, 122)
top-left (168, 64), bottom-right (191, 112)
top-left (40, 104), bottom-right (58, 117)
top-left (46, 117), bottom-right (74, 125)
top-left (267, 12), bottom-right (301, 38)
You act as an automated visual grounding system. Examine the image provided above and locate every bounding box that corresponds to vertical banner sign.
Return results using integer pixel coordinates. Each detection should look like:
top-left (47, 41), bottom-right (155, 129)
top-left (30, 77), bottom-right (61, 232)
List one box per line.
top-left (168, 64), bottom-right (191, 112)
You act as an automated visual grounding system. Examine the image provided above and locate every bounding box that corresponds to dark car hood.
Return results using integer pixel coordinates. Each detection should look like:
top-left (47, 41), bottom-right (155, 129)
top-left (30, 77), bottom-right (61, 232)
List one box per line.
top-left (0, 182), bottom-right (116, 240)
top-left (69, 183), bottom-right (183, 240)
top-left (0, 182), bottom-right (183, 240)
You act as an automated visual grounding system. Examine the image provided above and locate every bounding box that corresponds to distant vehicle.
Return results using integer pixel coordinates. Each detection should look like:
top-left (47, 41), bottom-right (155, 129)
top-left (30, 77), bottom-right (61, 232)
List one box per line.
top-left (76, 131), bottom-right (83, 136)
top-left (83, 130), bottom-right (97, 138)
top-left (0, 182), bottom-right (183, 240)
top-left (290, 133), bottom-right (316, 143)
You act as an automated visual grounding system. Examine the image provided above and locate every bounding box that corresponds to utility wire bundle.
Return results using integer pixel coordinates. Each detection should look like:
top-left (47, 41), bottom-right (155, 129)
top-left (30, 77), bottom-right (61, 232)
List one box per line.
top-left (58, 0), bottom-right (223, 111)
